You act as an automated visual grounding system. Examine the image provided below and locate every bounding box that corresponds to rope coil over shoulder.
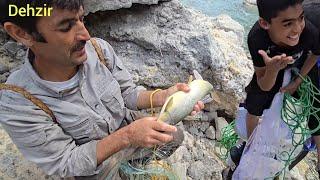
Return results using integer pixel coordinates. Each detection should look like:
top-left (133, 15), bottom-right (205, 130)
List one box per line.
top-left (0, 38), bottom-right (108, 124)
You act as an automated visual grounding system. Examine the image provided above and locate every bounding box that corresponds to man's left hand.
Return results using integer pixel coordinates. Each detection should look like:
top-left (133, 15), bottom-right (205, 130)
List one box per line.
top-left (162, 83), bottom-right (205, 115)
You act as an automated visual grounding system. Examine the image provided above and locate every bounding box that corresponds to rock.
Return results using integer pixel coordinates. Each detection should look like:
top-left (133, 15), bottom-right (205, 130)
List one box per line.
top-left (243, 0), bottom-right (256, 6)
top-left (3, 41), bottom-right (25, 58)
top-left (83, 0), bottom-right (170, 14)
top-left (167, 146), bottom-right (191, 162)
top-left (0, 126), bottom-right (60, 179)
top-left (199, 122), bottom-right (210, 132)
top-left (215, 117), bottom-right (229, 141)
top-left (191, 147), bottom-right (204, 161)
top-left (188, 126), bottom-right (201, 136)
top-left (183, 131), bottom-right (195, 149)
top-left (171, 162), bottom-right (188, 180)
top-left (0, 63), bottom-right (9, 74)
top-left (86, 0), bottom-right (253, 116)
top-left (304, 0), bottom-right (320, 29)
top-left (187, 161), bottom-right (205, 179)
top-left (187, 160), bottom-right (223, 180)
top-left (205, 126), bottom-right (216, 140)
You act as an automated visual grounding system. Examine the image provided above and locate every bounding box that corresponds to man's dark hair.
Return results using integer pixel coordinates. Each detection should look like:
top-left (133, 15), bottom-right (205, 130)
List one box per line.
top-left (257, 0), bottom-right (304, 23)
top-left (0, 0), bottom-right (83, 42)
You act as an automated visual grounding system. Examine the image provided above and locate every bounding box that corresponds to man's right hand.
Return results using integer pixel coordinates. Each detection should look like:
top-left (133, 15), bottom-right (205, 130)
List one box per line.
top-left (125, 117), bottom-right (177, 148)
top-left (258, 50), bottom-right (293, 72)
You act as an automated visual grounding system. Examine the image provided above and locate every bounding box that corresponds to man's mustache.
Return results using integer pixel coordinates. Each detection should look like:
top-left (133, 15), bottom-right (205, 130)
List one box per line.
top-left (71, 41), bottom-right (86, 52)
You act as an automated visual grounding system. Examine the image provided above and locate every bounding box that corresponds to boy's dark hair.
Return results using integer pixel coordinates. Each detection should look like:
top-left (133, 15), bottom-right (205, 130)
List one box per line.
top-left (0, 0), bottom-right (83, 42)
top-left (257, 0), bottom-right (304, 23)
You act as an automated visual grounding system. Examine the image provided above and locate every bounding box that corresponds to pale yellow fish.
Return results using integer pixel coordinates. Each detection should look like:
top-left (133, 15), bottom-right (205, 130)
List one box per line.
top-left (158, 80), bottom-right (213, 125)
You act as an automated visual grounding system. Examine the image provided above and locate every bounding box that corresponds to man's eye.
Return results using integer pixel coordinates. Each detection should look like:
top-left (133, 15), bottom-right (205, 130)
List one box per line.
top-left (80, 16), bottom-right (85, 23)
top-left (60, 22), bottom-right (75, 32)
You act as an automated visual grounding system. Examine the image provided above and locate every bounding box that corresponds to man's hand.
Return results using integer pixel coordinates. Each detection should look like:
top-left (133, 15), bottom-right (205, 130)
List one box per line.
top-left (258, 50), bottom-right (293, 72)
top-left (280, 80), bottom-right (301, 95)
top-left (125, 117), bottom-right (177, 148)
top-left (162, 83), bottom-right (205, 115)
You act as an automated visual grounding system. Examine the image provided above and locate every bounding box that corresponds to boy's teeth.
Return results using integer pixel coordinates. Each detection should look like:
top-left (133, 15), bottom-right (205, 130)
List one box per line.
top-left (289, 35), bottom-right (298, 39)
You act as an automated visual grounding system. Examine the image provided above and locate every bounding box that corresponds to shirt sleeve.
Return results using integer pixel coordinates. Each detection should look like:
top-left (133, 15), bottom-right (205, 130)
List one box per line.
top-left (0, 92), bottom-right (100, 177)
top-left (96, 38), bottom-right (146, 110)
top-left (247, 24), bottom-right (266, 68)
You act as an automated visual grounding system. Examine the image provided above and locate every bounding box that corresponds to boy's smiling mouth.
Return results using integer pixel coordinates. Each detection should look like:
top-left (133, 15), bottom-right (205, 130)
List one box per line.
top-left (288, 34), bottom-right (299, 41)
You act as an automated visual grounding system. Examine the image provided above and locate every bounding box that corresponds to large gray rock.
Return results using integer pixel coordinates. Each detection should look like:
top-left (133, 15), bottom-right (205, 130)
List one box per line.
top-left (83, 0), bottom-right (170, 14)
top-left (86, 0), bottom-right (253, 115)
top-left (244, 0), bottom-right (256, 6)
top-left (0, 126), bottom-right (60, 179)
top-left (304, 0), bottom-right (320, 29)
top-left (166, 130), bottom-right (225, 180)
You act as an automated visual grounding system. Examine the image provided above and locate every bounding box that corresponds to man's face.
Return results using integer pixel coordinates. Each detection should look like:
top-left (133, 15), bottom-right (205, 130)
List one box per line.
top-left (31, 6), bottom-right (90, 67)
top-left (266, 4), bottom-right (305, 47)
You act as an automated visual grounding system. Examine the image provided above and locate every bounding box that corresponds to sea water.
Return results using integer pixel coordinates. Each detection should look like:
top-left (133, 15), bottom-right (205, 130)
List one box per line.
top-left (180, 0), bottom-right (258, 44)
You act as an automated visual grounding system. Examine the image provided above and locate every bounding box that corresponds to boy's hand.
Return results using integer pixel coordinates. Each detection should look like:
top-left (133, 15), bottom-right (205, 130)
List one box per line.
top-left (280, 80), bottom-right (301, 95)
top-left (258, 50), bottom-right (293, 72)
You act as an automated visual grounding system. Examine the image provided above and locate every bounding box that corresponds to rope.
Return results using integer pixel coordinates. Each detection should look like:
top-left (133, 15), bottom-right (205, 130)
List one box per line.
top-left (219, 121), bottom-right (239, 160)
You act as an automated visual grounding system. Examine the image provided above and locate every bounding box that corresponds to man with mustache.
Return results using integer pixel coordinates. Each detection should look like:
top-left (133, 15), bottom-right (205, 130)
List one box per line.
top-left (0, 0), bottom-right (204, 179)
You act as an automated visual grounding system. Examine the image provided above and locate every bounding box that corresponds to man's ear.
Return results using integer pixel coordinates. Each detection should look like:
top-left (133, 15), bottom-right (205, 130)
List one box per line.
top-left (258, 18), bottom-right (270, 30)
top-left (3, 22), bottom-right (34, 47)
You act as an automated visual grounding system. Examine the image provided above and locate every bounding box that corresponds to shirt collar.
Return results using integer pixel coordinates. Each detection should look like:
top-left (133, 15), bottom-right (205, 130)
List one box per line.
top-left (24, 49), bottom-right (85, 96)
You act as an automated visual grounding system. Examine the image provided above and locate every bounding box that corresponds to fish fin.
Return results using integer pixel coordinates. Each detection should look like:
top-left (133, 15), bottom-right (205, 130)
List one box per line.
top-left (193, 70), bottom-right (203, 80)
top-left (159, 96), bottom-right (174, 117)
top-left (188, 75), bottom-right (194, 84)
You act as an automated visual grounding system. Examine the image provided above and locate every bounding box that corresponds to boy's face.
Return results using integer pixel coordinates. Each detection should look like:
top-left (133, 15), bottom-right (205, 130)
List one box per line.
top-left (263, 4), bottom-right (305, 47)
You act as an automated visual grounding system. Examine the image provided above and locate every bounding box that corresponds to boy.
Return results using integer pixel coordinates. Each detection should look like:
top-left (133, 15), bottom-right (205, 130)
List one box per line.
top-left (223, 0), bottom-right (320, 179)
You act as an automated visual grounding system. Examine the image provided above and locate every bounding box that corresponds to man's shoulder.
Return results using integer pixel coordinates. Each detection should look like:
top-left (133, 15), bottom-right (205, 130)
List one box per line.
top-left (5, 65), bottom-right (30, 87)
top-left (86, 38), bottom-right (116, 65)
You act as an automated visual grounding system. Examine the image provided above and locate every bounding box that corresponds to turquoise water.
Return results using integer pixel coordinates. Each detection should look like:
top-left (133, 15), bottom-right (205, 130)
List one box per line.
top-left (180, 0), bottom-right (259, 42)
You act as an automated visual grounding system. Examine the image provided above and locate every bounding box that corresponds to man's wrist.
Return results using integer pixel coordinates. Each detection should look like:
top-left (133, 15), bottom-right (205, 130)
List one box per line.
top-left (117, 126), bottom-right (131, 148)
top-left (153, 89), bottom-right (167, 107)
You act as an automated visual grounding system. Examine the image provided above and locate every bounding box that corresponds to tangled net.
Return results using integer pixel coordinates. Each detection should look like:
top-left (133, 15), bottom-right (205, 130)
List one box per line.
top-left (117, 139), bottom-right (180, 179)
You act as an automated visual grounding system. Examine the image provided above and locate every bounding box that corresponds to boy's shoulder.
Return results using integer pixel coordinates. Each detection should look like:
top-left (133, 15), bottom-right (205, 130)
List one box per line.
top-left (302, 19), bottom-right (319, 39)
top-left (247, 21), bottom-right (271, 50)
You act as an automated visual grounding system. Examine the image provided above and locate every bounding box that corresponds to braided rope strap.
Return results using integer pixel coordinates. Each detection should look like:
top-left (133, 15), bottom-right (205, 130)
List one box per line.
top-left (90, 38), bottom-right (109, 68)
top-left (0, 83), bottom-right (57, 123)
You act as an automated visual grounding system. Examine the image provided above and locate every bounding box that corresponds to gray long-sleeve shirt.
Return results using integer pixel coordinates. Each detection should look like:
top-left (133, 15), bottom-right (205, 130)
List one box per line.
top-left (0, 38), bottom-right (146, 177)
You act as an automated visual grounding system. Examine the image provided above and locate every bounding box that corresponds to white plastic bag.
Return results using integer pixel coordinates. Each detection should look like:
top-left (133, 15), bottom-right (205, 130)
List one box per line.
top-left (233, 69), bottom-right (306, 179)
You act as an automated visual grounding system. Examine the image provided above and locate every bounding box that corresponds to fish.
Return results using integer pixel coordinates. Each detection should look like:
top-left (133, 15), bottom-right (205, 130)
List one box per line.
top-left (157, 79), bottom-right (213, 125)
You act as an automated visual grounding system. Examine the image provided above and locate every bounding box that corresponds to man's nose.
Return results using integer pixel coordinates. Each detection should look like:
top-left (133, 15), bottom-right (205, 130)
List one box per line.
top-left (75, 22), bottom-right (91, 41)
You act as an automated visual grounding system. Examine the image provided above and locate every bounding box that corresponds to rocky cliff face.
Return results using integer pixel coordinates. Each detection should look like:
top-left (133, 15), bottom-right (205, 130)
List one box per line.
top-left (243, 0), bottom-right (256, 5)
top-left (83, 0), bottom-right (170, 14)
top-left (85, 0), bottom-right (253, 115)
